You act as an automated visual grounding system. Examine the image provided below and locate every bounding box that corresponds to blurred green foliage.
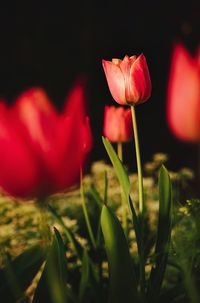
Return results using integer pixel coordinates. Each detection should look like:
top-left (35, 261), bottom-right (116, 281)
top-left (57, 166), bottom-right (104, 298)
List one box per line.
top-left (0, 154), bottom-right (199, 302)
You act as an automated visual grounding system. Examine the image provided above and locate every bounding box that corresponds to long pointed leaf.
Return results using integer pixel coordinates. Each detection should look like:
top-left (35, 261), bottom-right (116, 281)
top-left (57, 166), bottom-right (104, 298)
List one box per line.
top-left (102, 136), bottom-right (143, 272)
top-left (147, 165), bottom-right (172, 301)
top-left (102, 137), bottom-right (130, 199)
top-left (101, 205), bottom-right (138, 303)
top-left (102, 136), bottom-right (141, 251)
top-left (102, 136), bottom-right (140, 232)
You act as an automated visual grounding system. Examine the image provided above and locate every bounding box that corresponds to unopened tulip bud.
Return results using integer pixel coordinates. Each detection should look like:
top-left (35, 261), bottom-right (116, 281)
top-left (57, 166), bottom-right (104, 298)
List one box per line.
top-left (103, 106), bottom-right (133, 142)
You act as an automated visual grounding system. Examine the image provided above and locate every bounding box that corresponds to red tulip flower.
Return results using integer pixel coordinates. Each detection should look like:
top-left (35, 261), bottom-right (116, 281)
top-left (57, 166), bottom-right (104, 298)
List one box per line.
top-left (167, 43), bottom-right (200, 142)
top-left (0, 82), bottom-right (92, 199)
top-left (102, 54), bottom-right (151, 105)
top-left (103, 106), bottom-right (133, 142)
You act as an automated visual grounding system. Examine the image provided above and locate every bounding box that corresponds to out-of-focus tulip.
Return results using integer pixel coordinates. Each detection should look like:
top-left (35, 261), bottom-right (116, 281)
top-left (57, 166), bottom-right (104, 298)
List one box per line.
top-left (167, 43), bottom-right (200, 142)
top-left (103, 106), bottom-right (133, 142)
top-left (0, 82), bottom-right (92, 199)
top-left (102, 54), bottom-right (151, 105)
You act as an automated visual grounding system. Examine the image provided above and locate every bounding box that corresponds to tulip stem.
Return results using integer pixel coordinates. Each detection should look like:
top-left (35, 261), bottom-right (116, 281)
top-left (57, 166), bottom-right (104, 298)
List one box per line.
top-left (117, 142), bottom-right (123, 162)
top-left (131, 105), bottom-right (145, 293)
top-left (131, 106), bottom-right (144, 215)
top-left (80, 168), bottom-right (97, 250)
top-left (36, 200), bottom-right (51, 244)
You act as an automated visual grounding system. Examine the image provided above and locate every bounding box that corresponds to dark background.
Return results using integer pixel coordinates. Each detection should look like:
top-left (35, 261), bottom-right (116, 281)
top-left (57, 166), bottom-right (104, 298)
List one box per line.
top-left (0, 0), bottom-right (199, 172)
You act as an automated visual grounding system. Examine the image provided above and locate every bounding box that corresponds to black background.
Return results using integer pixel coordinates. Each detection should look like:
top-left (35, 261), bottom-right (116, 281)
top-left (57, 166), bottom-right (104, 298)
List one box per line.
top-left (0, 0), bottom-right (199, 172)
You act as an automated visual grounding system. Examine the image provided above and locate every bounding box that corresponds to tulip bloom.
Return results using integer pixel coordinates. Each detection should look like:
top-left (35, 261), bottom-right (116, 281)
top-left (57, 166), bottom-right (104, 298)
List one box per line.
top-left (167, 43), bottom-right (200, 142)
top-left (102, 54), bottom-right (151, 105)
top-left (0, 82), bottom-right (92, 199)
top-left (103, 106), bottom-right (133, 142)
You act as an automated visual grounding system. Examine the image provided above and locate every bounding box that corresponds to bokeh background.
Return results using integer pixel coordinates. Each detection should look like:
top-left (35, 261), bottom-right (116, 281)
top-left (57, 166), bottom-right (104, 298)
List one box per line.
top-left (0, 0), bottom-right (199, 172)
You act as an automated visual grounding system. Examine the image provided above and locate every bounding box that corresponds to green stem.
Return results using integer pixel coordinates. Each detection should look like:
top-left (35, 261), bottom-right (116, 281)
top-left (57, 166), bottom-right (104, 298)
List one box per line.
top-left (131, 105), bottom-right (145, 294)
top-left (117, 142), bottom-right (123, 162)
top-left (36, 200), bottom-right (51, 244)
top-left (80, 169), bottom-right (97, 250)
top-left (131, 106), bottom-right (144, 215)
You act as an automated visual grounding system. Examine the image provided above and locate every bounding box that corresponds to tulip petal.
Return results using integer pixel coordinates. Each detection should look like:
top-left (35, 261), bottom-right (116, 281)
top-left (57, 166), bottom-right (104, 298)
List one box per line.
top-left (50, 117), bottom-right (82, 192)
top-left (49, 80), bottom-right (92, 193)
top-left (13, 88), bottom-right (60, 177)
top-left (103, 106), bottom-right (133, 142)
top-left (120, 56), bottom-right (133, 101)
top-left (64, 77), bottom-right (92, 163)
top-left (167, 44), bottom-right (200, 141)
top-left (112, 58), bottom-right (122, 65)
top-left (64, 77), bottom-right (87, 118)
top-left (13, 88), bottom-right (58, 151)
top-left (102, 60), bottom-right (126, 105)
top-left (0, 119), bottom-right (39, 198)
top-left (129, 54), bottom-right (152, 104)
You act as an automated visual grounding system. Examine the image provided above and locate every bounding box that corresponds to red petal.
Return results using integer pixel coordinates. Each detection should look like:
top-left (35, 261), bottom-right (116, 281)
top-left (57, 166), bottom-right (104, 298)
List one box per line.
top-left (129, 54), bottom-right (152, 104)
top-left (0, 117), bottom-right (39, 198)
top-left (64, 77), bottom-right (87, 119)
top-left (102, 60), bottom-right (126, 105)
top-left (103, 106), bottom-right (132, 142)
top-left (167, 44), bottom-right (200, 141)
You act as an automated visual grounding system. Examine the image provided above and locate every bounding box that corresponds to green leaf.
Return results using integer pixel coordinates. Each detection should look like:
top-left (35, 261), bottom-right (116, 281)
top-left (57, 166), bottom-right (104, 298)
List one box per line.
top-left (48, 204), bottom-right (83, 260)
top-left (101, 205), bottom-right (138, 303)
top-left (0, 245), bottom-right (46, 303)
top-left (147, 165), bottom-right (172, 301)
top-left (79, 249), bottom-right (102, 303)
top-left (102, 136), bottom-right (139, 230)
top-left (102, 137), bottom-right (130, 199)
top-left (33, 227), bottom-right (76, 303)
top-left (102, 137), bottom-right (141, 256)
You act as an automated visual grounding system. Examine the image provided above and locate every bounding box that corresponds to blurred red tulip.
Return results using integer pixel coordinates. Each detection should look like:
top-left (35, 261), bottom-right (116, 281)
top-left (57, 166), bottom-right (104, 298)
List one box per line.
top-left (103, 106), bottom-right (133, 142)
top-left (167, 43), bottom-right (200, 142)
top-left (0, 82), bottom-right (92, 199)
top-left (102, 54), bottom-right (151, 105)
